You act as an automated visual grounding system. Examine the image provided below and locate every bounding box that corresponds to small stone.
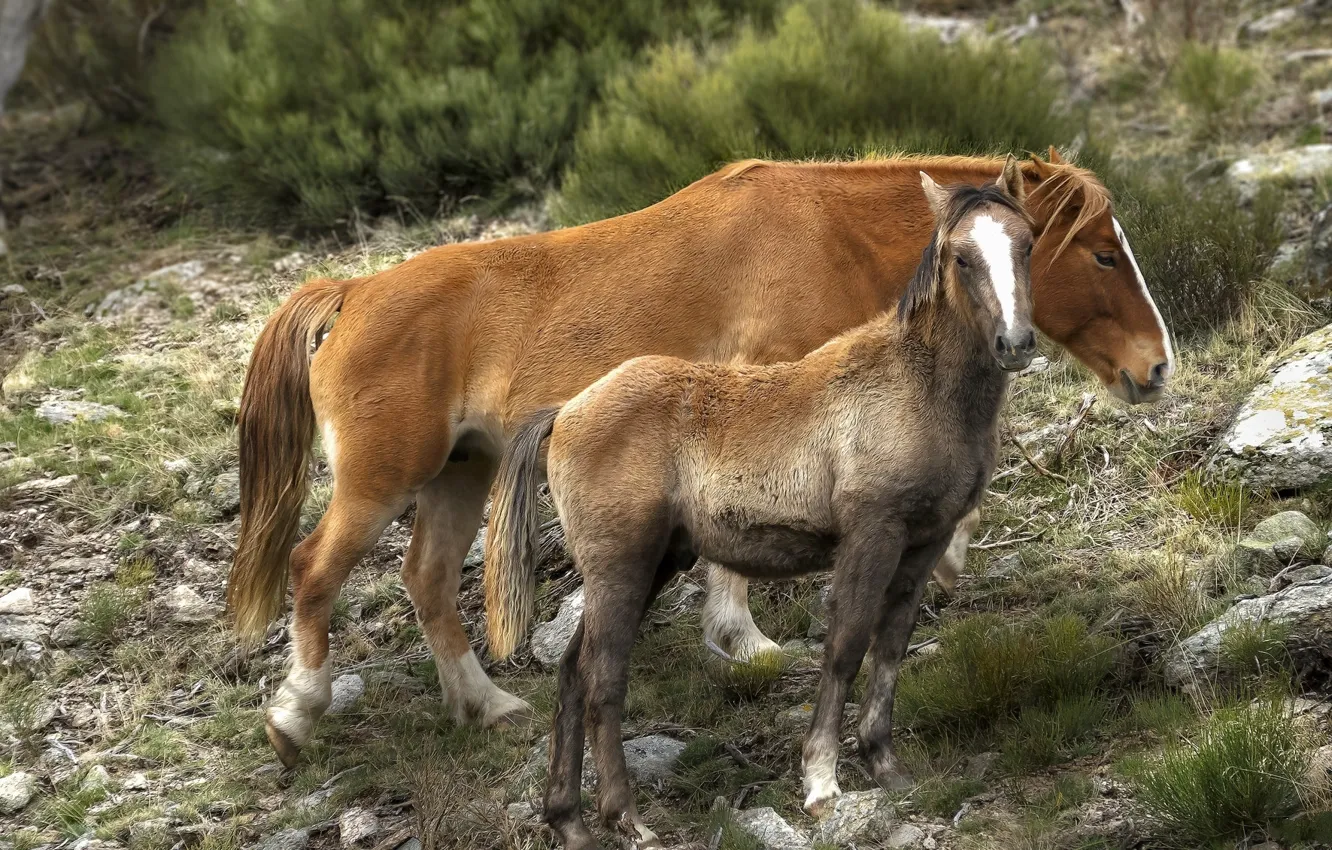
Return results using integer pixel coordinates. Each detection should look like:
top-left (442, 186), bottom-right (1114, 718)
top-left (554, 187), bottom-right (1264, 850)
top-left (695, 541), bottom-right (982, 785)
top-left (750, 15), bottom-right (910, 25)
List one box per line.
top-left (147, 260), bottom-right (206, 283)
top-left (814, 789), bottom-right (893, 845)
top-left (123, 772), bottom-right (150, 791)
top-left (338, 807), bottom-right (380, 846)
top-left (1234, 539), bottom-right (1281, 574)
top-left (165, 585), bottom-right (216, 624)
top-left (886, 823), bottom-right (927, 849)
top-left (0, 587), bottom-right (34, 614)
top-left (163, 458), bottom-right (193, 474)
top-left (776, 703), bottom-right (814, 732)
top-left (506, 801), bottom-right (540, 825)
top-left (253, 829), bottom-right (310, 850)
top-left (806, 583), bottom-right (832, 639)
top-left (12, 474), bottom-right (79, 494)
top-left (0, 771), bottom-right (37, 814)
top-left (51, 619), bottom-right (83, 647)
top-left (48, 556), bottom-right (111, 574)
top-left (1272, 535), bottom-right (1307, 563)
top-left (297, 787), bottom-right (334, 810)
top-left (36, 399), bottom-right (125, 425)
top-left (209, 470), bottom-right (241, 514)
top-left (730, 806), bottom-right (811, 850)
top-left (463, 526), bottom-right (486, 570)
top-left (328, 673), bottom-right (365, 714)
top-left (622, 735), bottom-right (687, 784)
top-left (1252, 511), bottom-right (1323, 558)
top-left (964, 751), bottom-right (998, 779)
top-left (1324, 542), bottom-right (1332, 566)
top-left (1282, 564), bottom-right (1332, 587)
top-left (0, 615), bottom-right (46, 645)
top-left (82, 765), bottom-right (110, 791)
top-left (393, 840), bottom-right (420, 850)
top-left (532, 587), bottom-right (584, 667)
top-left (1, 283), bottom-right (27, 298)
top-left (129, 819), bottom-right (171, 844)
top-left (1239, 6), bottom-right (1298, 40)
top-left (781, 638), bottom-right (815, 657)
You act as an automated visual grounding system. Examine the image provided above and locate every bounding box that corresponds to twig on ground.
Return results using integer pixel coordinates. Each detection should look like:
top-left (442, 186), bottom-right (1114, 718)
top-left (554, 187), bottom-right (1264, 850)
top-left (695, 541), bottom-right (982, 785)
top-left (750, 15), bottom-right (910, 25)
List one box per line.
top-left (1053, 392), bottom-right (1096, 465)
top-left (969, 532), bottom-right (1041, 550)
top-left (723, 742), bottom-right (773, 779)
top-left (1010, 436), bottom-right (1070, 484)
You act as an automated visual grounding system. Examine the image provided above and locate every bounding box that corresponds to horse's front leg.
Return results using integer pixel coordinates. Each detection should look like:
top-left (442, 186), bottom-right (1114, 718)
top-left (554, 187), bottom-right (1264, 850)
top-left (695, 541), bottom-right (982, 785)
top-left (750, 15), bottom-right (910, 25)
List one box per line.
top-left (802, 519), bottom-right (906, 816)
top-left (858, 536), bottom-right (951, 790)
top-left (701, 560), bottom-right (783, 661)
top-left (931, 507), bottom-right (979, 594)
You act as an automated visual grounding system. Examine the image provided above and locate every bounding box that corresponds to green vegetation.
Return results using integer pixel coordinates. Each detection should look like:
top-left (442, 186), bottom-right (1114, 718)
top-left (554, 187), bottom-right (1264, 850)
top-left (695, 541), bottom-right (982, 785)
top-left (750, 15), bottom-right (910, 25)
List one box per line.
top-left (1131, 697), bottom-right (1312, 846)
top-left (1171, 42), bottom-right (1262, 140)
top-left (556, 0), bottom-right (1080, 223)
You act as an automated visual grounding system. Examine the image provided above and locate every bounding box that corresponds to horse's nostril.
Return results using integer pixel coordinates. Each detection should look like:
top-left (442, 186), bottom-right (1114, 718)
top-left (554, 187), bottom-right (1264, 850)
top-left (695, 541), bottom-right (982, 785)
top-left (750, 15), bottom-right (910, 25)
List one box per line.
top-left (1149, 362), bottom-right (1169, 387)
top-left (1023, 331), bottom-right (1036, 352)
top-left (995, 335), bottom-right (1006, 353)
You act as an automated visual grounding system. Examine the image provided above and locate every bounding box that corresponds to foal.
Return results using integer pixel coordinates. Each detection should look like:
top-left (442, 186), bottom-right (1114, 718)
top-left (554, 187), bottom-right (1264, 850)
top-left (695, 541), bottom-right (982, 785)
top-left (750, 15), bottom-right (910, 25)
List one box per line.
top-left (487, 160), bottom-right (1036, 849)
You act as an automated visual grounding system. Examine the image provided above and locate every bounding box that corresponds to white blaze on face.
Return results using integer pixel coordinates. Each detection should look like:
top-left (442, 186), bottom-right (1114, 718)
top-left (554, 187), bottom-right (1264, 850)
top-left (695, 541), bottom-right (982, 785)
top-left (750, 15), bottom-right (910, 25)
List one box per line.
top-left (969, 214), bottom-right (1018, 332)
top-left (1113, 217), bottom-right (1175, 374)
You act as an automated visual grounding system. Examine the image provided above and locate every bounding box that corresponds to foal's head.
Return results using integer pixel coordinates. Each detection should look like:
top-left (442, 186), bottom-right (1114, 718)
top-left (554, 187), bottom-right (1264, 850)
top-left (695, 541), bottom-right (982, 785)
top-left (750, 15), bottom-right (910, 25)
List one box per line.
top-left (902, 155), bottom-right (1036, 372)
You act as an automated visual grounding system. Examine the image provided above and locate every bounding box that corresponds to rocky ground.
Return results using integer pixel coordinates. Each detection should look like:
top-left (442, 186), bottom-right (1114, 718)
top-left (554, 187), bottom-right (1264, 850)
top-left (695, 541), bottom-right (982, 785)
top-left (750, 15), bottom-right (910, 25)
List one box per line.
top-left (5, 2), bottom-right (1332, 850)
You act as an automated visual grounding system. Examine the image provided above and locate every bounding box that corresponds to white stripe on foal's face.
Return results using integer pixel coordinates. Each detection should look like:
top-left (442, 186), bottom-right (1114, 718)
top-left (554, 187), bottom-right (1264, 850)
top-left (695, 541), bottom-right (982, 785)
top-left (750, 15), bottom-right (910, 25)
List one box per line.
top-left (969, 214), bottom-right (1018, 330)
top-left (1113, 217), bottom-right (1174, 374)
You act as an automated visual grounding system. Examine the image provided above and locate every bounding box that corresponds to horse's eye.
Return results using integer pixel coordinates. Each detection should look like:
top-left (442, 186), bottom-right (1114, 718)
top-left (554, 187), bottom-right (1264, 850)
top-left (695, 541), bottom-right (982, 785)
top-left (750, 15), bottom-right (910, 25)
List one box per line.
top-left (1095, 253), bottom-right (1116, 268)
top-left (1025, 244), bottom-right (1033, 257)
top-left (956, 256), bottom-right (968, 268)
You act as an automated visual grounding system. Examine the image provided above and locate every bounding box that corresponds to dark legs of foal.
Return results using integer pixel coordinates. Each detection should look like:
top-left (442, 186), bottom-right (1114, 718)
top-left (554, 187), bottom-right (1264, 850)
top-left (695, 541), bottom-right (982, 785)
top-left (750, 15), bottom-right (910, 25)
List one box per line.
top-left (857, 537), bottom-right (951, 789)
top-left (545, 543), bottom-right (694, 850)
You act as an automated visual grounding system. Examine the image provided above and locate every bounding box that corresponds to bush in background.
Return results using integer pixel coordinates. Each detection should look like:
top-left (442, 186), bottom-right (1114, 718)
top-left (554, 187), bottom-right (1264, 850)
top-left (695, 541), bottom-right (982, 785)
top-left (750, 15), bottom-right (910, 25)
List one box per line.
top-left (555, 0), bottom-right (1082, 223)
top-left (150, 0), bottom-right (779, 227)
top-left (19, 0), bottom-right (198, 120)
top-left (1171, 41), bottom-right (1261, 140)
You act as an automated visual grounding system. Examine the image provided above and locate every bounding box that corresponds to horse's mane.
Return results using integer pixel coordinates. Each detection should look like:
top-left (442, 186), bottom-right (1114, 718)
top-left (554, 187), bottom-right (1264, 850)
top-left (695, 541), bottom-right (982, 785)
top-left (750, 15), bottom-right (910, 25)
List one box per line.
top-left (898, 182), bottom-right (1030, 322)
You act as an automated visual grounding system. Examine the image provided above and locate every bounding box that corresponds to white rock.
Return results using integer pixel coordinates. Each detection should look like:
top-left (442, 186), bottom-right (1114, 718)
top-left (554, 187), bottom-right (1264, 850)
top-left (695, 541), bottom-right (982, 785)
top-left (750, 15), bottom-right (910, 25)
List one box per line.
top-left (1239, 6), bottom-right (1299, 39)
top-left (1228, 145), bottom-right (1332, 199)
top-left (1, 283), bottom-right (27, 298)
top-left (622, 735), bottom-right (687, 784)
top-left (163, 458), bottom-right (193, 474)
top-left (0, 771), bottom-right (37, 814)
top-left (253, 829), bottom-right (310, 850)
top-left (36, 399), bottom-right (125, 424)
top-left (464, 526), bottom-right (486, 570)
top-left (338, 807), bottom-right (380, 846)
top-left (886, 823), bottom-right (927, 849)
top-left (328, 673), bottom-right (365, 714)
top-left (0, 615), bottom-right (46, 644)
top-left (123, 772), bottom-right (150, 791)
top-left (209, 470), bottom-right (241, 513)
top-left (82, 764), bottom-right (110, 791)
top-left (147, 260), bottom-right (206, 282)
top-left (814, 789), bottom-right (894, 845)
top-left (0, 587), bottom-right (34, 614)
top-left (532, 587), bottom-right (584, 667)
top-left (731, 807), bottom-right (811, 850)
top-left (51, 619), bottom-right (83, 647)
top-left (506, 801), bottom-right (540, 825)
top-left (1211, 322), bottom-right (1332, 491)
top-left (165, 585), bottom-right (216, 624)
top-left (11, 473), bottom-right (79, 493)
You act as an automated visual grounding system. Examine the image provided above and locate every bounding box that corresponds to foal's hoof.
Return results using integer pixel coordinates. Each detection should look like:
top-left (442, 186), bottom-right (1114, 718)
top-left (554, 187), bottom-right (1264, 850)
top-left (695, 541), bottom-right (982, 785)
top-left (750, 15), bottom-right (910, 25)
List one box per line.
top-left (482, 695), bottom-right (536, 729)
top-left (872, 765), bottom-right (916, 792)
top-left (265, 720), bottom-right (303, 769)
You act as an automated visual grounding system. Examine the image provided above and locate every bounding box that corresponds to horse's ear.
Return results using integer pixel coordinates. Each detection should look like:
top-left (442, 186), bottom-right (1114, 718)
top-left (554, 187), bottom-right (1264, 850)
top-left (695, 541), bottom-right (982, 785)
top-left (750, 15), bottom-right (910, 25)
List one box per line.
top-left (1047, 145), bottom-right (1065, 164)
top-left (919, 171), bottom-right (949, 219)
top-left (996, 154), bottom-right (1026, 205)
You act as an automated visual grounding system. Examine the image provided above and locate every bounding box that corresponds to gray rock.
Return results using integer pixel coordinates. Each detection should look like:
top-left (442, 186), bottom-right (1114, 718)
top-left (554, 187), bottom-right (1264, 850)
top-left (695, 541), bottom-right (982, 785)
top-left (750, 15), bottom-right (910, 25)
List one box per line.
top-left (122, 772), bottom-right (150, 791)
top-left (338, 807), bottom-right (379, 846)
top-left (393, 841), bottom-right (420, 850)
top-left (165, 585), bottom-right (215, 624)
top-left (1311, 203), bottom-right (1332, 287)
top-left (0, 455), bottom-right (35, 477)
top-left (209, 470), bottom-right (241, 514)
top-left (1210, 323), bottom-right (1332, 492)
top-left (964, 751), bottom-right (999, 779)
top-left (622, 735), bottom-right (687, 784)
top-left (730, 807), bottom-right (811, 850)
top-left (464, 526), bottom-right (486, 570)
top-left (163, 458), bottom-right (193, 474)
top-left (807, 583), bottom-right (832, 639)
top-left (1239, 6), bottom-right (1299, 40)
top-left (48, 555), bottom-right (111, 574)
top-left (51, 619), bottom-right (82, 647)
top-left (147, 260), bottom-right (206, 283)
top-left (328, 673), bottom-right (365, 714)
top-left (253, 829), bottom-right (310, 850)
top-left (0, 771), bottom-right (36, 814)
top-left (532, 587), bottom-right (584, 667)
top-left (1165, 574), bottom-right (1332, 687)
top-left (36, 399), bottom-right (125, 424)
top-left (814, 789), bottom-right (894, 845)
top-left (0, 587), bottom-right (34, 614)
top-left (81, 765), bottom-right (110, 791)
top-left (1324, 542), bottom-right (1332, 565)
top-left (1282, 565), bottom-right (1332, 588)
top-left (129, 819), bottom-right (171, 844)
top-left (776, 703), bottom-right (814, 732)
top-left (1, 283), bottom-right (27, 298)
top-left (1253, 511), bottom-right (1324, 558)
top-left (11, 473), bottom-right (78, 494)
top-left (506, 801), bottom-right (540, 825)
top-left (1227, 146), bottom-right (1332, 200)
top-left (0, 615), bottom-right (45, 644)
top-left (886, 823), bottom-right (927, 848)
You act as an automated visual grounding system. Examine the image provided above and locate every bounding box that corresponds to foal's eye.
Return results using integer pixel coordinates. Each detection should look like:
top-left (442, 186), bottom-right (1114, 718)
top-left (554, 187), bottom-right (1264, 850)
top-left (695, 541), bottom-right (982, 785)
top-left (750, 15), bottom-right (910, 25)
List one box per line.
top-left (1025, 244), bottom-right (1033, 257)
top-left (955, 256), bottom-right (968, 268)
top-left (1095, 253), bottom-right (1116, 268)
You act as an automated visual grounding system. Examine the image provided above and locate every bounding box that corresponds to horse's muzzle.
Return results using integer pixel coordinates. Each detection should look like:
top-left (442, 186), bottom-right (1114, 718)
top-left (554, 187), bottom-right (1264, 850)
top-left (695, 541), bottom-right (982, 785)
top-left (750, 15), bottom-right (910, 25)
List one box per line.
top-left (1115, 369), bottom-right (1166, 405)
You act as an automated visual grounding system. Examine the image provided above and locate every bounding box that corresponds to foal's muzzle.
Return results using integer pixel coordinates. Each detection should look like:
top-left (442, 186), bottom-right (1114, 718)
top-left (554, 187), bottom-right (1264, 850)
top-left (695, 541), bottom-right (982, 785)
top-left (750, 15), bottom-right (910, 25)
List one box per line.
top-left (995, 328), bottom-right (1037, 372)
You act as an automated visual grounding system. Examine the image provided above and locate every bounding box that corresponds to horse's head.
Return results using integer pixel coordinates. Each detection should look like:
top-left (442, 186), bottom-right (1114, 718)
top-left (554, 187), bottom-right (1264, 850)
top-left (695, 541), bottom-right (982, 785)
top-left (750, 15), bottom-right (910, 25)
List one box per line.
top-left (906, 155), bottom-right (1036, 372)
top-left (1025, 148), bottom-right (1173, 404)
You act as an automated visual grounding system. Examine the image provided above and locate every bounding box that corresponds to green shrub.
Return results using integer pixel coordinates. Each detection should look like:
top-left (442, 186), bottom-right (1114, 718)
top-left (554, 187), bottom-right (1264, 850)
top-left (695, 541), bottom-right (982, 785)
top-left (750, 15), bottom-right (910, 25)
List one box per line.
top-left (20, 0), bottom-right (198, 120)
top-left (1002, 694), bottom-right (1109, 771)
top-left (1132, 697), bottom-right (1311, 846)
top-left (1172, 42), bottom-right (1261, 140)
top-left (152, 0), bottom-right (778, 226)
top-left (555, 0), bottom-right (1082, 223)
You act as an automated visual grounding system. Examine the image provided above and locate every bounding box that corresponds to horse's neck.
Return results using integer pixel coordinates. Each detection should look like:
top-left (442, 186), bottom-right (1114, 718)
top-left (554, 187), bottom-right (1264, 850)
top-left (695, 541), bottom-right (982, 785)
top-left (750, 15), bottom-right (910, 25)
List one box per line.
top-left (908, 304), bottom-right (1008, 426)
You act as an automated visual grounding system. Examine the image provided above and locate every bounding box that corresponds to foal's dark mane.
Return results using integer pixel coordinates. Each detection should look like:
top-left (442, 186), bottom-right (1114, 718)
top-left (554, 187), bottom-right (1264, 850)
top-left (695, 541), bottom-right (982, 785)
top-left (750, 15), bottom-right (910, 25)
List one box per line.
top-left (898, 184), bottom-right (1027, 322)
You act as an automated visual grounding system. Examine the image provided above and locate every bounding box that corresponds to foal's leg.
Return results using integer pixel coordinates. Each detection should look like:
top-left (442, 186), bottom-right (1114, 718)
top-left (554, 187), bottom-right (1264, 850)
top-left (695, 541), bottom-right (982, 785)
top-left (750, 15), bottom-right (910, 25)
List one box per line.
top-left (701, 560), bottom-right (783, 661)
top-left (859, 537), bottom-right (951, 790)
top-left (803, 522), bottom-right (905, 816)
top-left (401, 456), bottom-right (533, 727)
top-left (931, 507), bottom-right (980, 595)
top-left (267, 487), bottom-right (406, 766)
top-left (585, 548), bottom-right (691, 849)
top-left (545, 621), bottom-right (597, 850)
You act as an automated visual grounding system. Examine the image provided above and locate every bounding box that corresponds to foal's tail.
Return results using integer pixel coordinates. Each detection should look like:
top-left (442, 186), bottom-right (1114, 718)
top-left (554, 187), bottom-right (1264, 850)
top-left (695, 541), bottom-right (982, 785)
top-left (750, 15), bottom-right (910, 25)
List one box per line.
top-left (228, 278), bottom-right (350, 648)
top-left (485, 407), bottom-right (560, 659)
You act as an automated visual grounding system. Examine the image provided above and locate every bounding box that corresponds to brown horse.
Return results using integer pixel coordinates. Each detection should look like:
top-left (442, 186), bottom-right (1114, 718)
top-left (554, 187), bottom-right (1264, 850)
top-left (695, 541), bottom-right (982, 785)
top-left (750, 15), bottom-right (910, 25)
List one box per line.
top-left (228, 149), bottom-right (1171, 767)
top-left (486, 167), bottom-right (1036, 849)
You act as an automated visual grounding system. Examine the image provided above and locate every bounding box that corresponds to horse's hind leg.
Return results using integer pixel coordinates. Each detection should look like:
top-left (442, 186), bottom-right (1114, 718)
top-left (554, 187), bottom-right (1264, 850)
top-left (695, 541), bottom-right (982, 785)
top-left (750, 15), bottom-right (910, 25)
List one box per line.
top-left (701, 560), bottom-right (783, 662)
top-left (584, 544), bottom-right (690, 849)
top-left (401, 453), bottom-right (533, 727)
top-left (802, 519), bottom-right (906, 816)
top-left (932, 508), bottom-right (980, 595)
top-left (858, 536), bottom-right (951, 790)
top-left (545, 620), bottom-right (598, 850)
top-left (267, 488), bottom-right (406, 766)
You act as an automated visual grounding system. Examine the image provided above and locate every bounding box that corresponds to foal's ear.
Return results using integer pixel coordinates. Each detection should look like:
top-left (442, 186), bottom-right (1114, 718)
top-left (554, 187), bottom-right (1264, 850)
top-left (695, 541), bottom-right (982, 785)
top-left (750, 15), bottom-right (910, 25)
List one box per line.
top-left (996, 154), bottom-right (1026, 205)
top-left (919, 171), bottom-right (949, 220)
top-left (1047, 145), bottom-right (1065, 164)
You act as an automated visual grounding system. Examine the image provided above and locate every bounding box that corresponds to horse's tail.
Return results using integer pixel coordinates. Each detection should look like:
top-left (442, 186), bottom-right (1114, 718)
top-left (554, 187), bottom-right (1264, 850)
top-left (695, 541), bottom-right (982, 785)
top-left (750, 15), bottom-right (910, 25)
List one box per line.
top-left (228, 278), bottom-right (350, 647)
top-left (485, 407), bottom-right (560, 659)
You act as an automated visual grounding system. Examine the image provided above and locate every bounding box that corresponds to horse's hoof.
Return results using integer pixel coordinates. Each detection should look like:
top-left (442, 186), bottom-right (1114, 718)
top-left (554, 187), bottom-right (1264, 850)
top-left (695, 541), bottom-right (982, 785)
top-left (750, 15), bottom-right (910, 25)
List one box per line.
top-left (803, 793), bottom-right (837, 819)
top-left (483, 696), bottom-right (535, 729)
top-left (872, 766), bottom-right (915, 792)
top-left (265, 720), bottom-right (302, 769)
